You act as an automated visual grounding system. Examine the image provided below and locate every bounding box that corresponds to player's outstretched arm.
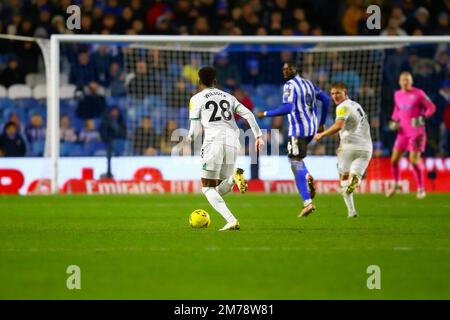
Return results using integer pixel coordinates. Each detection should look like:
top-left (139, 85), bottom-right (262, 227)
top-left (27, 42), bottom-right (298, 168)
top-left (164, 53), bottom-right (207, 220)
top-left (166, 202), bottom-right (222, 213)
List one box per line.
top-left (314, 119), bottom-right (345, 142)
top-left (256, 103), bottom-right (293, 119)
top-left (235, 103), bottom-right (264, 151)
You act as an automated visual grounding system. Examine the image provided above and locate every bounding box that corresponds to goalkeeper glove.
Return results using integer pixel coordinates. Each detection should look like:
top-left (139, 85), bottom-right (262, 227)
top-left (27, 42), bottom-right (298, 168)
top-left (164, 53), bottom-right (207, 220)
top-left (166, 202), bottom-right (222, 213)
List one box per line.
top-left (388, 121), bottom-right (400, 131)
top-left (411, 116), bottom-right (425, 128)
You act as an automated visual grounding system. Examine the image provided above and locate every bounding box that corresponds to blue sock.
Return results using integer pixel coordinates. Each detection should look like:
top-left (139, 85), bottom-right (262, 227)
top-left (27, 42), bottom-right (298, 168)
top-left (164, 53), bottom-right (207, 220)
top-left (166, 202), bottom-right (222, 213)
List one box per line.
top-left (291, 160), bottom-right (311, 203)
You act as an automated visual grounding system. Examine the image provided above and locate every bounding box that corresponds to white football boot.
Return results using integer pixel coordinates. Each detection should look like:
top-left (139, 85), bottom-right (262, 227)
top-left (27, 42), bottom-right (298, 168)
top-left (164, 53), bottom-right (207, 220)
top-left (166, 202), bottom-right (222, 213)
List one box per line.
top-left (219, 220), bottom-right (240, 231)
top-left (348, 211), bottom-right (358, 219)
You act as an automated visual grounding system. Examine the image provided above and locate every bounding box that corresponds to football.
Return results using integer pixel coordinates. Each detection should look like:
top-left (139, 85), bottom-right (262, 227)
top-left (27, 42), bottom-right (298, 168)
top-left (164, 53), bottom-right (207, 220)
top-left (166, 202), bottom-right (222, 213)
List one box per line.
top-left (189, 209), bottom-right (211, 228)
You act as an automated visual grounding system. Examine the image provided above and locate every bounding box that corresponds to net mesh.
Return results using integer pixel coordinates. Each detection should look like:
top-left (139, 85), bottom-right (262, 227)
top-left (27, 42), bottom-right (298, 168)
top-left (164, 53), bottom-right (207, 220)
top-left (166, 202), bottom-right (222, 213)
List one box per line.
top-left (103, 43), bottom-right (385, 161)
top-left (54, 41), bottom-right (389, 183)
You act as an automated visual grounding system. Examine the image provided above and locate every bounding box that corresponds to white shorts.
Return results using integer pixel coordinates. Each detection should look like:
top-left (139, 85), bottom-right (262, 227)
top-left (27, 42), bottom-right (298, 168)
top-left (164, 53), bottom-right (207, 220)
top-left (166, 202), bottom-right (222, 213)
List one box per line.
top-left (337, 149), bottom-right (372, 177)
top-left (201, 143), bottom-right (238, 180)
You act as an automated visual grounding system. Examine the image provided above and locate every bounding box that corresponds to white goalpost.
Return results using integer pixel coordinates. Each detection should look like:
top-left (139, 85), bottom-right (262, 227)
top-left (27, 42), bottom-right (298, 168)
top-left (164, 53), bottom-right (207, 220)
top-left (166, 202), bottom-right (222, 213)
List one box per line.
top-left (39, 35), bottom-right (449, 193)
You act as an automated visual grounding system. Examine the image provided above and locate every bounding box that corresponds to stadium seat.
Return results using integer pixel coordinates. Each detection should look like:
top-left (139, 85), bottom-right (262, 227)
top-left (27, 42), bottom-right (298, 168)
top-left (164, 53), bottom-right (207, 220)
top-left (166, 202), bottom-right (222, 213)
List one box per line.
top-left (61, 142), bottom-right (83, 157)
top-left (255, 84), bottom-right (280, 99)
top-left (106, 96), bottom-right (118, 108)
top-left (253, 106), bottom-right (272, 129)
top-left (249, 95), bottom-right (267, 108)
top-left (71, 116), bottom-right (84, 132)
top-left (25, 73), bottom-right (46, 88)
top-left (2, 107), bottom-right (25, 123)
top-left (60, 102), bottom-right (74, 118)
top-left (240, 84), bottom-right (256, 96)
top-left (126, 105), bottom-right (138, 124)
top-left (106, 96), bottom-right (127, 110)
top-left (94, 149), bottom-right (107, 157)
top-left (144, 95), bottom-right (167, 109)
top-left (35, 74), bottom-right (47, 86)
top-left (265, 94), bottom-right (280, 107)
top-left (33, 84), bottom-right (47, 100)
top-left (29, 140), bottom-right (45, 156)
top-left (0, 85), bottom-right (7, 98)
top-left (60, 85), bottom-right (76, 99)
top-left (60, 98), bottom-right (77, 112)
top-left (15, 97), bottom-right (39, 111)
top-left (112, 139), bottom-right (127, 156)
top-left (25, 73), bottom-right (37, 88)
top-left (177, 108), bottom-right (190, 130)
top-left (8, 84), bottom-right (32, 99)
top-left (83, 141), bottom-right (106, 156)
top-left (0, 97), bottom-right (15, 111)
top-left (60, 73), bottom-right (69, 85)
top-left (168, 63), bottom-right (182, 77)
top-left (149, 104), bottom-right (169, 134)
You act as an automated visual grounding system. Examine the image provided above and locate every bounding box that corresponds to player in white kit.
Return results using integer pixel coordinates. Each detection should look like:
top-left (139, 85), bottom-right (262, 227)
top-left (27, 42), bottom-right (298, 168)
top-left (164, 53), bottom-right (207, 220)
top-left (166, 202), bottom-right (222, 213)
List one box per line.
top-left (314, 82), bottom-right (373, 218)
top-left (188, 66), bottom-right (264, 231)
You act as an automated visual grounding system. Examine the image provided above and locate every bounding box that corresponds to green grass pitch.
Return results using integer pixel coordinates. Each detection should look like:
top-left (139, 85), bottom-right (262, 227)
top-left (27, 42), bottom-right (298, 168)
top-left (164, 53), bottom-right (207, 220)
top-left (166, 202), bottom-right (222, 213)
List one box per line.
top-left (1, 193), bottom-right (449, 299)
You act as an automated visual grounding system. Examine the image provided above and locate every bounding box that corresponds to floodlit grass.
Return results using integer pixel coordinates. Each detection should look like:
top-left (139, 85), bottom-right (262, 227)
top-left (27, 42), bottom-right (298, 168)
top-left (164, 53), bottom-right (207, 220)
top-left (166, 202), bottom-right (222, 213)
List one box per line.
top-left (1, 194), bottom-right (449, 299)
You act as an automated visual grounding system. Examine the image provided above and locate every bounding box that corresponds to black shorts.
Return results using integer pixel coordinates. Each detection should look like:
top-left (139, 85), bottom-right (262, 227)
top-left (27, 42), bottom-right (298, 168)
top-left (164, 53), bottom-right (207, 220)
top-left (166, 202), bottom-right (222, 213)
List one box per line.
top-left (287, 136), bottom-right (313, 159)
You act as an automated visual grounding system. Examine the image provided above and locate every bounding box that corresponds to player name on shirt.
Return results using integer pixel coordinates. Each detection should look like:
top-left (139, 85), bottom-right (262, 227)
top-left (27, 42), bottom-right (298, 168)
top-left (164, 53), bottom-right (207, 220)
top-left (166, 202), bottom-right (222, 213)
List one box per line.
top-left (204, 90), bottom-right (227, 99)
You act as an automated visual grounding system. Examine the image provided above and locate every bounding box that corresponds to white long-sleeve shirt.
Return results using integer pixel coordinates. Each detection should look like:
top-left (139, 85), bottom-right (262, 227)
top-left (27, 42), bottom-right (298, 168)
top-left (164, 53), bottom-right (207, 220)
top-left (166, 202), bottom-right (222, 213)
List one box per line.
top-left (188, 87), bottom-right (262, 148)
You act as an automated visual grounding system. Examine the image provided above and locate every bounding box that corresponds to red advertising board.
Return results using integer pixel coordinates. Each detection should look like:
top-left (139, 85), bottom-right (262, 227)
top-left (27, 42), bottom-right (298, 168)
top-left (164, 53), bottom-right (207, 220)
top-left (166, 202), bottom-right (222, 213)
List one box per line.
top-left (1, 157), bottom-right (449, 195)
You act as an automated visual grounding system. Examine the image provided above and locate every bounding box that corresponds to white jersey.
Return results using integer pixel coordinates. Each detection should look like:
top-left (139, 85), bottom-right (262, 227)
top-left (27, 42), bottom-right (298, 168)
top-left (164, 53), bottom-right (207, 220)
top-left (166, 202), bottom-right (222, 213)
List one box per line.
top-left (335, 99), bottom-right (372, 152)
top-left (189, 87), bottom-right (261, 148)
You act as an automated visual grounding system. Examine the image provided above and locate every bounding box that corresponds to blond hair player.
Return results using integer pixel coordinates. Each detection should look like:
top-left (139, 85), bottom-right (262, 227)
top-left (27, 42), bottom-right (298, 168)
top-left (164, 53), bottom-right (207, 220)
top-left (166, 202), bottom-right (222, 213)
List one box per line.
top-left (315, 82), bottom-right (372, 218)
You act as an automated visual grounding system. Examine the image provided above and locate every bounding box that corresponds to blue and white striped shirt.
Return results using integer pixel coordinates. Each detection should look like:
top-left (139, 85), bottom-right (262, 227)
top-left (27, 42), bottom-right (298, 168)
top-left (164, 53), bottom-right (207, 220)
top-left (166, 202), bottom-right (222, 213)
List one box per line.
top-left (283, 75), bottom-right (321, 138)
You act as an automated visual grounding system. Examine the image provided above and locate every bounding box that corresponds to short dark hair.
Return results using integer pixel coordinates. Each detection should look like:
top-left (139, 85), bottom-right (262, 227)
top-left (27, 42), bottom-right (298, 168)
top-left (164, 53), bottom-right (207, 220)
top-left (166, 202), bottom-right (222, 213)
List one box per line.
top-left (198, 66), bottom-right (216, 87)
top-left (284, 61), bottom-right (298, 72)
top-left (3, 121), bottom-right (17, 132)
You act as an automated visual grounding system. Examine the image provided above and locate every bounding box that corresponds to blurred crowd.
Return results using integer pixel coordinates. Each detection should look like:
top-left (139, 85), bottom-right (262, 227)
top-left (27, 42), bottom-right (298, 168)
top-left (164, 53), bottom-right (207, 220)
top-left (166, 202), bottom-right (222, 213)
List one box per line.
top-left (0, 0), bottom-right (449, 158)
top-left (0, 0), bottom-right (449, 37)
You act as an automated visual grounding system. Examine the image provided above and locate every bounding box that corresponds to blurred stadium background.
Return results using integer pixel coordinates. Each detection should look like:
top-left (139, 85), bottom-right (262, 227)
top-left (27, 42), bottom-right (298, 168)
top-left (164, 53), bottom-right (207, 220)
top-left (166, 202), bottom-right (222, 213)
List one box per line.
top-left (0, 0), bottom-right (449, 195)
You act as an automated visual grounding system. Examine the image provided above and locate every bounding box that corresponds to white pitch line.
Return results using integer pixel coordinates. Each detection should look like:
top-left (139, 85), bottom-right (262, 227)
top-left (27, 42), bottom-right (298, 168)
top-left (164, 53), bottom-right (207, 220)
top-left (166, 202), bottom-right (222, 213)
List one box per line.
top-left (393, 247), bottom-right (413, 251)
top-left (3, 246), bottom-right (450, 253)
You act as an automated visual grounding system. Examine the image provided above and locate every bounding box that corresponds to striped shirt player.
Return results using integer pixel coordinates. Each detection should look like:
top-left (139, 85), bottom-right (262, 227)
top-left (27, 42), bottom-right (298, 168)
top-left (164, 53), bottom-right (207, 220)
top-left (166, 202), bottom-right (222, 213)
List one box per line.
top-left (257, 62), bottom-right (330, 217)
top-left (283, 77), bottom-right (323, 139)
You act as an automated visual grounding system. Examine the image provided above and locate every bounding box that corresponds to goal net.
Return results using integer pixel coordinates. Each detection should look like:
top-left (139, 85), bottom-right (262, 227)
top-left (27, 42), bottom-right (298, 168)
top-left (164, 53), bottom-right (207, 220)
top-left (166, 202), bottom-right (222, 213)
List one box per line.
top-left (57, 39), bottom-right (388, 156)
